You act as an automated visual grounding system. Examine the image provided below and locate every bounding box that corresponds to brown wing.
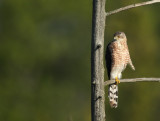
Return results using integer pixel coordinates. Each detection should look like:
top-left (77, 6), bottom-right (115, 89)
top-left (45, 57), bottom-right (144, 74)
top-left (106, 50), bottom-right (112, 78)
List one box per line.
top-left (105, 42), bottom-right (112, 80)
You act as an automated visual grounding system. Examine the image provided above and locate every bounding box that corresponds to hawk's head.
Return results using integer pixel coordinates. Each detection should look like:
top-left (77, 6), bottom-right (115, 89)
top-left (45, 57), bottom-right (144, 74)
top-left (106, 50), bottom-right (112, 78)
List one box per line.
top-left (113, 32), bottom-right (126, 41)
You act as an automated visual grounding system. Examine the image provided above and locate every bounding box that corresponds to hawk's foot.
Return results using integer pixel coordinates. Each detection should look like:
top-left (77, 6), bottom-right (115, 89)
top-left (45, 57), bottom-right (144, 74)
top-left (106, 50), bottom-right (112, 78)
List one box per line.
top-left (115, 77), bottom-right (120, 85)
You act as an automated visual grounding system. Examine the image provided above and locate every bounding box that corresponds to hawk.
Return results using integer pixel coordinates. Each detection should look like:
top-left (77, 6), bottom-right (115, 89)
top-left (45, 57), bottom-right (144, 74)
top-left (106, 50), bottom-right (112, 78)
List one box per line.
top-left (105, 32), bottom-right (135, 108)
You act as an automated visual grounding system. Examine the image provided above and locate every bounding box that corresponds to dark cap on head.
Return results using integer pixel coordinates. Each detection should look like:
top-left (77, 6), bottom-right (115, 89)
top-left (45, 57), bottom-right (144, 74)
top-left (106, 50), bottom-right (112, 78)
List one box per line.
top-left (113, 31), bottom-right (126, 39)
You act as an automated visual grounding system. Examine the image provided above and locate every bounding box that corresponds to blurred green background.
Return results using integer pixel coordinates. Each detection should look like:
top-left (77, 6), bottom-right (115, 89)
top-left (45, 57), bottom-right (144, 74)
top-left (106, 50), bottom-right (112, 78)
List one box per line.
top-left (0, 0), bottom-right (160, 121)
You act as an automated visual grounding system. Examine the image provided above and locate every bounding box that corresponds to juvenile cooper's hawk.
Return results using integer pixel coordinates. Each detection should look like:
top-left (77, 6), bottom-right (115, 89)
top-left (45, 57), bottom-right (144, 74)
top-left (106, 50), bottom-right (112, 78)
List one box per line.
top-left (105, 32), bottom-right (135, 108)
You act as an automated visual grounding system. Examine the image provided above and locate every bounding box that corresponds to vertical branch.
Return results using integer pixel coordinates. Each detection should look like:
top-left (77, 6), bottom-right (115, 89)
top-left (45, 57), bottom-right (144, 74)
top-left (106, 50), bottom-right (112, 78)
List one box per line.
top-left (91, 0), bottom-right (106, 121)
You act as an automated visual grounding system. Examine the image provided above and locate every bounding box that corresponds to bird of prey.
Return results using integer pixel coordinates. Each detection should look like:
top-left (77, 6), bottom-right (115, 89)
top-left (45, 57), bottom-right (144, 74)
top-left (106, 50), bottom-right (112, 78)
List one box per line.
top-left (105, 32), bottom-right (135, 108)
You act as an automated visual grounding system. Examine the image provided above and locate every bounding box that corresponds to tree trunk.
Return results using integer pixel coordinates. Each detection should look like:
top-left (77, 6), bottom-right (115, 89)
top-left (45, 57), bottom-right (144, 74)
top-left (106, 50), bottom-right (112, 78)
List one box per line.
top-left (91, 0), bottom-right (106, 121)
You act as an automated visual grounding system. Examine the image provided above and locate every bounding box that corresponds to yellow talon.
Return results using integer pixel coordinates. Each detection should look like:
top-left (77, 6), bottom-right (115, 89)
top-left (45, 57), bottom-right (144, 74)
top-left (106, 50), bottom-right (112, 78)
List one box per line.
top-left (115, 77), bottom-right (120, 85)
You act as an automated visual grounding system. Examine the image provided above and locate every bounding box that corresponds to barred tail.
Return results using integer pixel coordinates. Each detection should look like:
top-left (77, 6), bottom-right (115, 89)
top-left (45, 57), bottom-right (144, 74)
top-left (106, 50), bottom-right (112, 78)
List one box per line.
top-left (108, 84), bottom-right (118, 108)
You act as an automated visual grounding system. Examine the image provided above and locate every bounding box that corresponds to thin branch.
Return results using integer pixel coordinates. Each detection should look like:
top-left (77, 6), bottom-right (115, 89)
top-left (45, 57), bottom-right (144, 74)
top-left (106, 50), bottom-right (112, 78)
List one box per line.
top-left (104, 78), bottom-right (160, 86)
top-left (106, 0), bottom-right (160, 16)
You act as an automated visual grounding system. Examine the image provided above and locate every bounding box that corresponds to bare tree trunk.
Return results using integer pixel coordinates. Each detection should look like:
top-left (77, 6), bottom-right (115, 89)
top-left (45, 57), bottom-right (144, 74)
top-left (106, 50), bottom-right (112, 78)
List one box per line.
top-left (91, 0), bottom-right (106, 121)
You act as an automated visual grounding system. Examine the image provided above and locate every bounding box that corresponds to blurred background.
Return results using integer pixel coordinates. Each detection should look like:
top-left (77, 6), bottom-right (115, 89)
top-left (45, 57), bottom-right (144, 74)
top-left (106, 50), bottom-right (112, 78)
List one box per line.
top-left (0, 0), bottom-right (160, 121)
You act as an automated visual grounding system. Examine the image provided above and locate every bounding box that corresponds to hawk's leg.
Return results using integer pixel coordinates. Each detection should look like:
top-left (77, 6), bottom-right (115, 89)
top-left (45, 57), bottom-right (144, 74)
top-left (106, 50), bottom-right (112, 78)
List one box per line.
top-left (115, 77), bottom-right (120, 85)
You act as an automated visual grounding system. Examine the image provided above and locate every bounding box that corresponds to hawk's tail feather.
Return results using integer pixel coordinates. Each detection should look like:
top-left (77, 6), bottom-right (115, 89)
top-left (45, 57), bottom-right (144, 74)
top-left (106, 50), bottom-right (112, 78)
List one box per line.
top-left (108, 84), bottom-right (118, 108)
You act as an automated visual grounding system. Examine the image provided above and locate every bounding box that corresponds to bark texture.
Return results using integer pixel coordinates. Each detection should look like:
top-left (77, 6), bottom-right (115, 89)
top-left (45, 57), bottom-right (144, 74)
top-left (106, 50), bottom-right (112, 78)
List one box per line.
top-left (91, 0), bottom-right (106, 121)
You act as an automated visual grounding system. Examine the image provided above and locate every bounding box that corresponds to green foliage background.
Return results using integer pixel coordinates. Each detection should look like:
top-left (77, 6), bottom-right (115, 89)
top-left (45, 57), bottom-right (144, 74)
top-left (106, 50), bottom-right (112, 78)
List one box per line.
top-left (0, 0), bottom-right (160, 121)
